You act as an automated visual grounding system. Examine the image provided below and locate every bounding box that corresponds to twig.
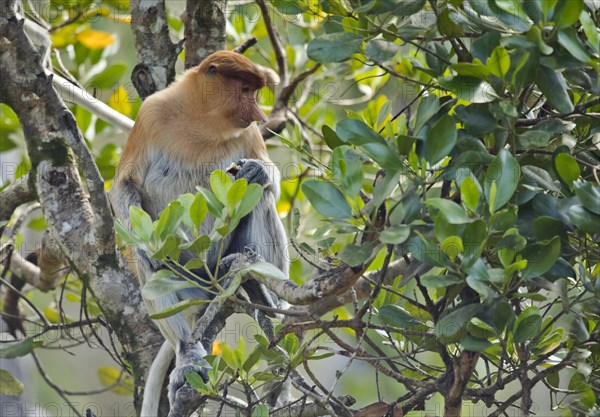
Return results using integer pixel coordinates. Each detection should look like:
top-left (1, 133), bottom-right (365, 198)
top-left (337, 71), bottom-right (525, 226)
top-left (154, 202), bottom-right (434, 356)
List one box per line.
top-left (233, 37), bottom-right (258, 54)
top-left (31, 351), bottom-right (83, 417)
top-left (256, 0), bottom-right (287, 85)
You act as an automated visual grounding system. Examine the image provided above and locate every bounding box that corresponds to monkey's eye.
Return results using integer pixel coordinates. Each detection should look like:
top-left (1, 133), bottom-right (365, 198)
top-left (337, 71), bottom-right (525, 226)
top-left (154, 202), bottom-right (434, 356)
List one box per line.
top-left (207, 65), bottom-right (217, 74)
top-left (241, 86), bottom-right (251, 93)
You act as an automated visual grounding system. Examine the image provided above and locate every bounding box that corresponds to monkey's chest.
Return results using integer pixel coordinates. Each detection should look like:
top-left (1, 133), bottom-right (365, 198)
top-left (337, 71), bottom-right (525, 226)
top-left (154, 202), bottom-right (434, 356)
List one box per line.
top-left (142, 151), bottom-right (243, 219)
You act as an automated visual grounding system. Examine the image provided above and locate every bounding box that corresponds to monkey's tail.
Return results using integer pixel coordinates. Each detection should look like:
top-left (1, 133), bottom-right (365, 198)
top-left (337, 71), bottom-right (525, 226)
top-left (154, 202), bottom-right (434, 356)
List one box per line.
top-left (141, 341), bottom-right (173, 417)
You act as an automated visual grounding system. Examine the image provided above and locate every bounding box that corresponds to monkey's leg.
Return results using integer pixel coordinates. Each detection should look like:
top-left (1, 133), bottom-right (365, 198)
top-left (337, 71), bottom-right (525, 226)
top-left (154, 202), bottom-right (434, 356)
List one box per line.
top-left (134, 255), bottom-right (211, 407)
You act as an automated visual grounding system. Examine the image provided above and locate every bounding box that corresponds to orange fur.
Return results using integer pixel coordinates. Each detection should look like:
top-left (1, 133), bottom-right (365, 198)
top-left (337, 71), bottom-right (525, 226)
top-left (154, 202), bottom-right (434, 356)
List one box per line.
top-left (117, 51), bottom-right (272, 177)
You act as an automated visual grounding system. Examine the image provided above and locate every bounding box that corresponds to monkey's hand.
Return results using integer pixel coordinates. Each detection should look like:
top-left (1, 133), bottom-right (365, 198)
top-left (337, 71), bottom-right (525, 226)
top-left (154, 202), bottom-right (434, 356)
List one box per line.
top-left (168, 344), bottom-right (210, 405)
top-left (233, 159), bottom-right (271, 187)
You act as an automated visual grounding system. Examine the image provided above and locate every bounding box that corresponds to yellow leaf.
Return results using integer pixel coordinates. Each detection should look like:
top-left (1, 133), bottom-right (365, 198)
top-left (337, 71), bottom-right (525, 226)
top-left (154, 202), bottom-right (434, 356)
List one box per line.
top-left (212, 341), bottom-right (223, 355)
top-left (97, 366), bottom-right (134, 396)
top-left (76, 29), bottom-right (115, 50)
top-left (109, 14), bottom-right (132, 23)
top-left (0, 370), bottom-right (24, 397)
top-left (51, 25), bottom-right (78, 48)
top-left (44, 306), bottom-right (61, 324)
top-left (108, 86), bottom-right (132, 116)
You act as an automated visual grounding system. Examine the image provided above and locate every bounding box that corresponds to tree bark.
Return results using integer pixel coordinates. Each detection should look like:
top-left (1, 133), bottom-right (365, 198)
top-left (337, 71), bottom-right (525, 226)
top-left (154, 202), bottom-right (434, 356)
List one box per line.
top-left (182, 0), bottom-right (227, 68)
top-left (0, 3), bottom-right (162, 413)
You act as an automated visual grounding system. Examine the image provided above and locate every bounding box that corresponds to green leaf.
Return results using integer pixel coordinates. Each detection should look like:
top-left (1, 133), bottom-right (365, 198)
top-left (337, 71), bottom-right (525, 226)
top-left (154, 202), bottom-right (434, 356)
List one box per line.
top-left (129, 206), bottom-right (153, 242)
top-left (408, 234), bottom-right (451, 268)
top-left (155, 201), bottom-right (184, 240)
top-left (451, 62), bottom-right (491, 80)
top-left (210, 170), bottom-right (233, 205)
top-left (215, 273), bottom-right (243, 301)
top-left (0, 369), bottom-right (24, 397)
top-left (554, 153), bottom-right (580, 187)
top-left (89, 62), bottom-right (127, 88)
top-left (438, 76), bottom-right (497, 103)
top-left (338, 242), bottom-right (374, 267)
top-left (521, 165), bottom-right (560, 192)
top-left (237, 184), bottom-right (264, 219)
top-left (115, 219), bottom-right (140, 246)
top-left (0, 337), bottom-right (42, 358)
top-left (333, 147), bottom-right (363, 197)
top-left (573, 181), bottom-right (600, 215)
top-left (251, 404), bottom-right (270, 417)
top-left (302, 179), bottom-right (352, 218)
top-left (184, 258), bottom-right (205, 270)
top-left (151, 235), bottom-right (181, 260)
top-left (441, 236), bottom-right (463, 260)
top-left (180, 234), bottom-right (211, 255)
top-left (189, 193), bottom-right (208, 227)
top-left (307, 32), bottom-right (363, 63)
top-left (460, 177), bottom-right (481, 212)
top-left (521, 236), bottom-right (561, 280)
top-left (557, 27), bottom-right (591, 62)
top-left (336, 118), bottom-right (402, 171)
top-left (580, 10), bottom-right (599, 53)
top-left (379, 225), bottom-right (411, 244)
top-left (364, 39), bottom-right (400, 62)
top-left (149, 298), bottom-right (209, 319)
top-left (466, 275), bottom-right (496, 299)
top-left (536, 66), bottom-right (574, 113)
top-left (424, 115), bottom-right (457, 165)
top-left (185, 371), bottom-right (208, 391)
top-left (513, 306), bottom-right (541, 343)
top-left (554, 0), bottom-right (583, 29)
top-left (322, 124), bottom-right (343, 150)
top-left (388, 0), bottom-right (426, 16)
top-left (420, 275), bottom-right (463, 288)
top-left (568, 205), bottom-right (600, 234)
top-left (227, 178), bottom-right (248, 208)
top-left (454, 104), bottom-right (497, 135)
top-left (379, 305), bottom-right (423, 328)
top-left (414, 94), bottom-right (439, 135)
top-left (487, 46), bottom-right (510, 78)
top-left (435, 304), bottom-right (482, 341)
top-left (240, 261), bottom-right (288, 281)
top-left (517, 130), bottom-right (552, 149)
top-left (484, 149), bottom-right (520, 213)
top-left (427, 198), bottom-right (471, 224)
top-left (462, 220), bottom-right (488, 267)
top-left (438, 7), bottom-right (464, 37)
top-left (142, 271), bottom-right (198, 300)
top-left (460, 334), bottom-right (492, 352)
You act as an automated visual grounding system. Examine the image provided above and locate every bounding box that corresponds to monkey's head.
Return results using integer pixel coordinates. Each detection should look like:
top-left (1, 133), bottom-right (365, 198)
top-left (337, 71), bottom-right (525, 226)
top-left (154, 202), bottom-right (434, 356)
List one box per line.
top-left (194, 51), bottom-right (278, 130)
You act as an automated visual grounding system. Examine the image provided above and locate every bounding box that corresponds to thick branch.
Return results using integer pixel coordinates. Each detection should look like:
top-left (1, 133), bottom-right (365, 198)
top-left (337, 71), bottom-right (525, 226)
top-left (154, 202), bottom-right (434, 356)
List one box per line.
top-left (0, 6), bottom-right (161, 412)
top-left (183, 0), bottom-right (227, 68)
top-left (51, 72), bottom-right (133, 132)
top-left (282, 258), bottom-right (413, 319)
top-left (0, 174), bottom-right (35, 223)
top-left (129, 0), bottom-right (180, 98)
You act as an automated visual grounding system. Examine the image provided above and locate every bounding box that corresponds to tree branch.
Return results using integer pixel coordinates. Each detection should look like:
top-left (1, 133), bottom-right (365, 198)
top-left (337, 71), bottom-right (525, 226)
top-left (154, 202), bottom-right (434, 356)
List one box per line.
top-left (0, 5), bottom-right (161, 413)
top-left (129, 0), bottom-right (180, 98)
top-left (0, 174), bottom-right (35, 223)
top-left (183, 0), bottom-right (227, 68)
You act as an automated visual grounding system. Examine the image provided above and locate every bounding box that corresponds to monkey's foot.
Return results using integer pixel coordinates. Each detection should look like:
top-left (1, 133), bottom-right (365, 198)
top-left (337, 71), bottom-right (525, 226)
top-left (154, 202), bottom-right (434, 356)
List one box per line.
top-left (168, 348), bottom-right (210, 406)
top-left (234, 159), bottom-right (270, 186)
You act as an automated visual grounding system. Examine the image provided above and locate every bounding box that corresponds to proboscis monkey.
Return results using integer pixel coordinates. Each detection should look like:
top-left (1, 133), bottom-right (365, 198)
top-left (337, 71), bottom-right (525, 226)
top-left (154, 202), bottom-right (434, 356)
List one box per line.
top-left (110, 51), bottom-right (288, 415)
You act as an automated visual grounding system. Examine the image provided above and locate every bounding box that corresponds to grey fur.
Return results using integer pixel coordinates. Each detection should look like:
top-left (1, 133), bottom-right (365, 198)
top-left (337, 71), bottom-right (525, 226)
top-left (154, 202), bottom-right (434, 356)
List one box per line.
top-left (109, 148), bottom-right (289, 415)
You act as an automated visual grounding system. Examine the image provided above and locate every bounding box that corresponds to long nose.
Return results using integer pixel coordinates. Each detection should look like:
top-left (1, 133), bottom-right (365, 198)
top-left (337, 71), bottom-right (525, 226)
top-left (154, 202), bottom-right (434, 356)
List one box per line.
top-left (247, 97), bottom-right (268, 123)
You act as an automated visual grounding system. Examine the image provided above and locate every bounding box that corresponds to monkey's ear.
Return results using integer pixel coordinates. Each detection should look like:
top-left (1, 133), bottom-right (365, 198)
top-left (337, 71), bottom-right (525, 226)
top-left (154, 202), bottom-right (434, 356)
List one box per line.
top-left (207, 64), bottom-right (218, 75)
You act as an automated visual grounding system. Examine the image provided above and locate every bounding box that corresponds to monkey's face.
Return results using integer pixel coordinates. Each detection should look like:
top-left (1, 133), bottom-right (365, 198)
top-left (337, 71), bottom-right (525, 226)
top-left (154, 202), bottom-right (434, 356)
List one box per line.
top-left (195, 51), bottom-right (270, 131)
top-left (229, 79), bottom-right (267, 129)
